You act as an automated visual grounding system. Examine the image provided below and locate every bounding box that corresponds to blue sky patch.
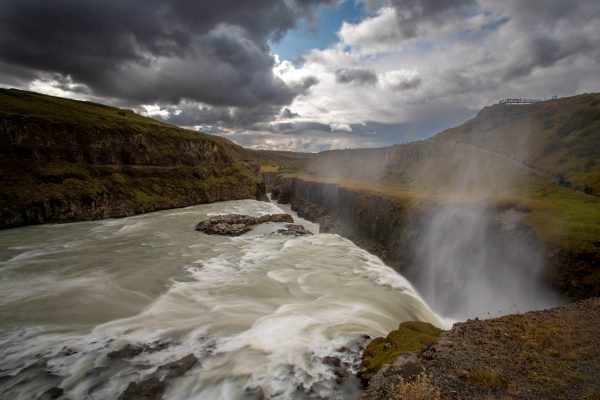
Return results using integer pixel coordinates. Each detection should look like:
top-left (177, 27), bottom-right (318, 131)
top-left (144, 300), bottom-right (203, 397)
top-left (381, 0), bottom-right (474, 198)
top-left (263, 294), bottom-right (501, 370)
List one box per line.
top-left (269, 0), bottom-right (364, 60)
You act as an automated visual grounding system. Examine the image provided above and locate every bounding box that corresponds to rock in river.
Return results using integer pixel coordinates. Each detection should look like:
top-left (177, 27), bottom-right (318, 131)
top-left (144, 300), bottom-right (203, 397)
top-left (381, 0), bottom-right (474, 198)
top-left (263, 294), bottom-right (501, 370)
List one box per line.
top-left (196, 213), bottom-right (293, 236)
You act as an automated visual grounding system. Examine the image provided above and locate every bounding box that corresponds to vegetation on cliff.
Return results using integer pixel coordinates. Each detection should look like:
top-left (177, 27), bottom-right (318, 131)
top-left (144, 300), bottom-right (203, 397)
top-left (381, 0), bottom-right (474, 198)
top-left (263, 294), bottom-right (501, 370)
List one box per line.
top-left (0, 89), bottom-right (265, 228)
top-left (361, 299), bottom-right (600, 400)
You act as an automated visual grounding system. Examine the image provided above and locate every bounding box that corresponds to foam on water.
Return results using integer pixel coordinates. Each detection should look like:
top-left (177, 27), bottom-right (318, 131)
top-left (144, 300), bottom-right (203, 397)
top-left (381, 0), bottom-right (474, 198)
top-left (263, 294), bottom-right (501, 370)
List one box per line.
top-left (0, 199), bottom-right (440, 399)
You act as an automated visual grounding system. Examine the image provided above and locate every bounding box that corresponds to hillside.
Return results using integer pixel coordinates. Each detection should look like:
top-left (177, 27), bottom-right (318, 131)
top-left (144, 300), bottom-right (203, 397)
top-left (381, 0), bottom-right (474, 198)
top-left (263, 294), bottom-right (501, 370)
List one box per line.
top-left (0, 89), bottom-right (266, 229)
top-left (272, 94), bottom-right (600, 300)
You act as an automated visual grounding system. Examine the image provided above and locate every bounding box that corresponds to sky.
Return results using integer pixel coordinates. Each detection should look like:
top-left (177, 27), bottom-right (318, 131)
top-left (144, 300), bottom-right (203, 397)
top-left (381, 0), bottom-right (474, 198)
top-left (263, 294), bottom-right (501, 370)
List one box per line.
top-left (0, 0), bottom-right (599, 152)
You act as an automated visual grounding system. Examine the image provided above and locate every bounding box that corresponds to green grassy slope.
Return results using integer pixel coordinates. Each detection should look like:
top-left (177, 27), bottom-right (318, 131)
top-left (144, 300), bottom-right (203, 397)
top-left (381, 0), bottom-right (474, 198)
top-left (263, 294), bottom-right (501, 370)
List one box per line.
top-left (435, 93), bottom-right (600, 193)
top-left (0, 89), bottom-right (265, 228)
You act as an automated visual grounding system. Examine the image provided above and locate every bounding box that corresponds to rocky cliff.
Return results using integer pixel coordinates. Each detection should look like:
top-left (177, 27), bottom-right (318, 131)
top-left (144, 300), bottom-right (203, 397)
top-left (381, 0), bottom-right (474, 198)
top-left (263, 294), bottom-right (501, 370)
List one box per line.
top-left (272, 173), bottom-right (598, 302)
top-left (0, 89), bottom-right (266, 229)
top-left (270, 94), bottom-right (600, 301)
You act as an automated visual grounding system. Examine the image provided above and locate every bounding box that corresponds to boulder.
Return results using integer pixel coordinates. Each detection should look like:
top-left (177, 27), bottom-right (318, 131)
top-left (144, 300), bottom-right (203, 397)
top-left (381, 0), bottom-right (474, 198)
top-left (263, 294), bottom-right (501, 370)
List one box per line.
top-left (277, 224), bottom-right (312, 236)
top-left (196, 214), bottom-right (294, 236)
top-left (118, 354), bottom-right (198, 400)
top-left (118, 377), bottom-right (165, 400)
top-left (107, 344), bottom-right (144, 359)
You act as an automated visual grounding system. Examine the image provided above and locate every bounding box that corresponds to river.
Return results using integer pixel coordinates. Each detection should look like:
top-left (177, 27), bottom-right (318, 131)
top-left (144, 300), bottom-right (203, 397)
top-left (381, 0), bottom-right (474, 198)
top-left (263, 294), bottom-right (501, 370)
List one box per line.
top-left (0, 199), bottom-right (440, 400)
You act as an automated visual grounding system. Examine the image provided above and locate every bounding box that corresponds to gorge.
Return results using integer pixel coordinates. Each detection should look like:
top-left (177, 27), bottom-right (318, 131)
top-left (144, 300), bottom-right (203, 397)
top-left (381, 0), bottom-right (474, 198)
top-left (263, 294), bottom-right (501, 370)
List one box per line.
top-left (1, 90), bottom-right (599, 399)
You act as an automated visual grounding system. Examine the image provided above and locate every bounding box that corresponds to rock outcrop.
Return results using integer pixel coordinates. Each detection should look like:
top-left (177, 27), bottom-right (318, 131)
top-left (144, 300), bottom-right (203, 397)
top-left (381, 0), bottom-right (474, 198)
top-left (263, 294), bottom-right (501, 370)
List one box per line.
top-left (361, 299), bottom-right (600, 400)
top-left (196, 213), bottom-right (294, 236)
top-left (277, 224), bottom-right (312, 236)
top-left (118, 354), bottom-right (198, 400)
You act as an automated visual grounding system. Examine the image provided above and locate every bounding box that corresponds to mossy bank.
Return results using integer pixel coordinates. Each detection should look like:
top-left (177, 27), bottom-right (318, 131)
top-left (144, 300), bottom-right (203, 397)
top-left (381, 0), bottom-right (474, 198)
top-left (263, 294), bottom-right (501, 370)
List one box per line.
top-left (0, 89), bottom-right (266, 229)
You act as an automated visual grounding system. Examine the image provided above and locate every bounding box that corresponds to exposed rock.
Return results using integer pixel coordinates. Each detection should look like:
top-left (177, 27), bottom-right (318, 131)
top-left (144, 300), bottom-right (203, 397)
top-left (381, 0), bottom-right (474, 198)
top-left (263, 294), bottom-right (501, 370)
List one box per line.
top-left (37, 387), bottom-right (63, 400)
top-left (257, 214), bottom-right (293, 224)
top-left (156, 354), bottom-right (198, 379)
top-left (118, 377), bottom-right (165, 400)
top-left (360, 353), bottom-right (426, 400)
top-left (107, 344), bottom-right (144, 359)
top-left (322, 356), bottom-right (341, 368)
top-left (196, 213), bottom-right (293, 236)
top-left (118, 354), bottom-right (198, 400)
top-left (277, 224), bottom-right (312, 236)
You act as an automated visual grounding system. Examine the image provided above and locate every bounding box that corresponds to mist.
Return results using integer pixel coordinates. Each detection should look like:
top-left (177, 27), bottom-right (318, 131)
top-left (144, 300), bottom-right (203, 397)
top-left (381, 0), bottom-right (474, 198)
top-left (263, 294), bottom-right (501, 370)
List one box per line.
top-left (411, 204), bottom-right (562, 320)
top-left (299, 110), bottom-right (565, 321)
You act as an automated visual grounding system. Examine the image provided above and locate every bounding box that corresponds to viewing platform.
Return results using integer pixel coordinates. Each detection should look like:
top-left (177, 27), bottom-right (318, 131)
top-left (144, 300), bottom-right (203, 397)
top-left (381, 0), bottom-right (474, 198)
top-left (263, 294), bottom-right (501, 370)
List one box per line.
top-left (498, 98), bottom-right (543, 104)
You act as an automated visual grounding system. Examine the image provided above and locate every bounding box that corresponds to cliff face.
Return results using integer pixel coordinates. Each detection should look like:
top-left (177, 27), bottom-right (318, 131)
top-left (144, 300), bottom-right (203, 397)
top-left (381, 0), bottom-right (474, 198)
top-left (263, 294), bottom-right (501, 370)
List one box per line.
top-left (270, 94), bottom-right (600, 301)
top-left (273, 175), bottom-right (597, 301)
top-left (0, 90), bottom-right (266, 229)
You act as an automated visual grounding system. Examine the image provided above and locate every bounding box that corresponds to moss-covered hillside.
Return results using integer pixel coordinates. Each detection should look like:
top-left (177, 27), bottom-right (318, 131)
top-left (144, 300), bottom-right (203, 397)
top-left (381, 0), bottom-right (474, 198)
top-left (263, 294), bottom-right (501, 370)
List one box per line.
top-left (0, 89), bottom-right (265, 228)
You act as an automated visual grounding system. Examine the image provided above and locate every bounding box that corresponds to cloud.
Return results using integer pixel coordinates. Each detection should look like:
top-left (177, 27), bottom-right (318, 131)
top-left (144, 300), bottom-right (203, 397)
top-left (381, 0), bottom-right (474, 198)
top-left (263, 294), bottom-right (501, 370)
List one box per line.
top-left (281, 107), bottom-right (300, 118)
top-left (339, 7), bottom-right (400, 50)
top-left (1, 0), bottom-right (599, 152)
top-left (335, 68), bottom-right (378, 85)
top-left (330, 122), bottom-right (353, 132)
top-left (0, 0), bottom-right (332, 117)
top-left (379, 69), bottom-right (421, 90)
top-left (389, 0), bottom-right (477, 38)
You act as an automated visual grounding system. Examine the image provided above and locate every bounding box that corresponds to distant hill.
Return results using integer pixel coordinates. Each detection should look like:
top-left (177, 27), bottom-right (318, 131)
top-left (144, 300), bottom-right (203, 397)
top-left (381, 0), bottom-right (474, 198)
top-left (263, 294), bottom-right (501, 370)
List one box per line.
top-left (0, 89), bottom-right (265, 228)
top-left (275, 93), bottom-right (600, 299)
top-left (305, 93), bottom-right (600, 196)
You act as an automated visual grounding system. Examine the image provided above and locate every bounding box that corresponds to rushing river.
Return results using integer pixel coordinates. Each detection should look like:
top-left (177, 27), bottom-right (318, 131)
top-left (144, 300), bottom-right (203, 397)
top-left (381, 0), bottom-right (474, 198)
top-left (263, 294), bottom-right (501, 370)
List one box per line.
top-left (0, 199), bottom-right (440, 400)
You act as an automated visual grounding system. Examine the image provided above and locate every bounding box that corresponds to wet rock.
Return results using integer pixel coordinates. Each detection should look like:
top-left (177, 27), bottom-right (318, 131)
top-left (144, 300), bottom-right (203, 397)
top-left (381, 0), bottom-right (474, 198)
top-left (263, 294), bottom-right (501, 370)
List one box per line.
top-left (157, 353), bottom-right (198, 379)
top-left (118, 377), bottom-right (165, 400)
top-left (37, 387), bottom-right (63, 400)
top-left (196, 214), bottom-right (293, 236)
top-left (107, 344), bottom-right (144, 359)
top-left (323, 356), bottom-right (342, 368)
top-left (257, 214), bottom-right (293, 224)
top-left (118, 354), bottom-right (198, 400)
top-left (277, 224), bottom-right (312, 236)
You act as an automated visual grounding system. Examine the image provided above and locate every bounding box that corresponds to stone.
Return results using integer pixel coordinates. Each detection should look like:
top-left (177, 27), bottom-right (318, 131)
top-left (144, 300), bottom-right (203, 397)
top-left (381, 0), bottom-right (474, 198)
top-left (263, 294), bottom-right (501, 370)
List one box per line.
top-left (323, 356), bottom-right (342, 367)
top-left (118, 354), bottom-right (198, 400)
top-left (277, 224), bottom-right (312, 236)
top-left (157, 353), bottom-right (198, 379)
top-left (196, 214), bottom-right (294, 236)
top-left (118, 377), bottom-right (165, 400)
top-left (107, 344), bottom-right (144, 359)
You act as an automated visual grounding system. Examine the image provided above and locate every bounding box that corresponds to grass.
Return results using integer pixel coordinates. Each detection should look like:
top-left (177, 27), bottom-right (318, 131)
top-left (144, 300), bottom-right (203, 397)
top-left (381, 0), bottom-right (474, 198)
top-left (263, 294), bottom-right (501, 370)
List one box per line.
top-left (469, 368), bottom-right (505, 390)
top-left (361, 321), bottom-right (442, 377)
top-left (386, 374), bottom-right (441, 400)
top-left (0, 88), bottom-right (232, 145)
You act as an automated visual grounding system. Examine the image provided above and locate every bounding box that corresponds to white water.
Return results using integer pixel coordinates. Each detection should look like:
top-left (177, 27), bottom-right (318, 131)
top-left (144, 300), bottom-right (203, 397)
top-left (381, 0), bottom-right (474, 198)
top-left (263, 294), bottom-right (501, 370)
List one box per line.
top-left (0, 199), bottom-right (440, 400)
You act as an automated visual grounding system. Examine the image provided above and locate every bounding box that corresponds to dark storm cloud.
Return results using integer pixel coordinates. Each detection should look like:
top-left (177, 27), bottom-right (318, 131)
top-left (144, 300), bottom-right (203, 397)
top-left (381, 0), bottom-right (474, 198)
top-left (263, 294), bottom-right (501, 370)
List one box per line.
top-left (335, 68), bottom-right (378, 85)
top-left (0, 0), bottom-right (331, 110)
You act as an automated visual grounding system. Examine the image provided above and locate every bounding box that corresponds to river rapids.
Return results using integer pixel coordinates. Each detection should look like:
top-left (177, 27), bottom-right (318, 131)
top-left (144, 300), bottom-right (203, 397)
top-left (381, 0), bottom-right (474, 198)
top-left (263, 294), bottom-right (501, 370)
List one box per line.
top-left (0, 199), bottom-right (440, 399)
